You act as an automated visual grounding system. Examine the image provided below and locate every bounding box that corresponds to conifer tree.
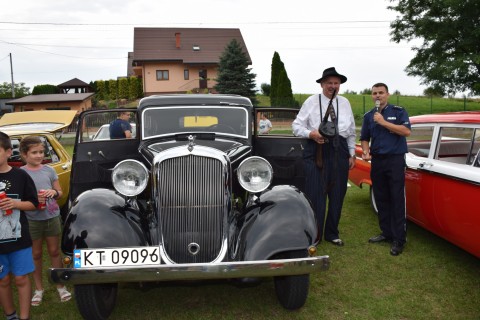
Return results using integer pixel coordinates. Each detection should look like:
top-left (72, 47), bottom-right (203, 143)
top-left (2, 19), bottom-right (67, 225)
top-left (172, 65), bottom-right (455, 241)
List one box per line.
top-left (270, 51), bottom-right (283, 106)
top-left (215, 39), bottom-right (257, 105)
top-left (270, 52), bottom-right (297, 107)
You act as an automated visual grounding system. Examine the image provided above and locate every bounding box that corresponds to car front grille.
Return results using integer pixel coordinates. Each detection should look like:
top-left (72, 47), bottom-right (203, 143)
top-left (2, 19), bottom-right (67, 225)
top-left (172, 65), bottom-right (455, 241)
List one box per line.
top-left (157, 154), bottom-right (226, 263)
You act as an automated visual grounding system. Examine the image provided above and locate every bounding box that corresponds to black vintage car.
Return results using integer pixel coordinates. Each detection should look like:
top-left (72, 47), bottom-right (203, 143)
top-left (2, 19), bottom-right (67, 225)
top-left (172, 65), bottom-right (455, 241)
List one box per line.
top-left (50, 94), bottom-right (329, 320)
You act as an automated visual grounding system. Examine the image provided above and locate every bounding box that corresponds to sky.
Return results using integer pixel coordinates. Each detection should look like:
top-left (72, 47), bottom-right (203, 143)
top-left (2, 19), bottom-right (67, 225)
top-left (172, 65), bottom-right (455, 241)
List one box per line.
top-left (0, 0), bottom-right (428, 96)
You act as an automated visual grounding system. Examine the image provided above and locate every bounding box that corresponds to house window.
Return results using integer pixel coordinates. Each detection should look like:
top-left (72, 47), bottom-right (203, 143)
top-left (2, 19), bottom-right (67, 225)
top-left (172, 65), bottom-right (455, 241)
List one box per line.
top-left (156, 70), bottom-right (169, 80)
top-left (184, 69), bottom-right (189, 80)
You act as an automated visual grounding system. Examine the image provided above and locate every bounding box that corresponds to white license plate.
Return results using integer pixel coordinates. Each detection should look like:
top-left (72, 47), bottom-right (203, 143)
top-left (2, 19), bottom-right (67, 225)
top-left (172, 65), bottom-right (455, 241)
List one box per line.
top-left (73, 247), bottom-right (161, 268)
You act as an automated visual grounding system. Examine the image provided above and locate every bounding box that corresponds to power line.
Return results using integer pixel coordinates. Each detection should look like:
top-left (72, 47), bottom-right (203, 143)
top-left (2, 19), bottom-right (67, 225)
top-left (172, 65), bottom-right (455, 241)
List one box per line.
top-left (0, 20), bottom-right (391, 26)
top-left (0, 40), bottom-right (127, 60)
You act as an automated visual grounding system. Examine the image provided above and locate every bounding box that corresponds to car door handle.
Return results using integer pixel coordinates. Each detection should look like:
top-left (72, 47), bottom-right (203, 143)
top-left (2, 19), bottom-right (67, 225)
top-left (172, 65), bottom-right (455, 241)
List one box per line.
top-left (61, 164), bottom-right (69, 170)
top-left (419, 161), bottom-right (433, 169)
top-left (286, 147), bottom-right (295, 155)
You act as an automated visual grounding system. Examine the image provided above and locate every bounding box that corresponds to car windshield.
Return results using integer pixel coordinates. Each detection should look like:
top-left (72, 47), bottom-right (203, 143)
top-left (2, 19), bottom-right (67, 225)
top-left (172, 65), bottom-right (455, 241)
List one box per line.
top-left (142, 106), bottom-right (249, 139)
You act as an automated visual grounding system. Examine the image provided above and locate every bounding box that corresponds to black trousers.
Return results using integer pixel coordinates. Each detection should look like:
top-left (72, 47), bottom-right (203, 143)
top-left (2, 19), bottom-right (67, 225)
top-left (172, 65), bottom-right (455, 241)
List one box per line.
top-left (371, 154), bottom-right (407, 244)
top-left (303, 137), bottom-right (349, 242)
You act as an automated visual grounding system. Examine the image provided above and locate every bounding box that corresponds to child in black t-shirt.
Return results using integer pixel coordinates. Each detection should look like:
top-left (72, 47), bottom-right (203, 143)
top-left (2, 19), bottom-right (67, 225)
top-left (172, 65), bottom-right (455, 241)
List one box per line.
top-left (0, 132), bottom-right (38, 320)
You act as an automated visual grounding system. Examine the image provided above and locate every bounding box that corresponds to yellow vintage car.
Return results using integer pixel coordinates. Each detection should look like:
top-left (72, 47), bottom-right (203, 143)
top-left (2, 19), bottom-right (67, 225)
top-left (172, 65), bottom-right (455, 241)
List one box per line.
top-left (0, 110), bottom-right (77, 215)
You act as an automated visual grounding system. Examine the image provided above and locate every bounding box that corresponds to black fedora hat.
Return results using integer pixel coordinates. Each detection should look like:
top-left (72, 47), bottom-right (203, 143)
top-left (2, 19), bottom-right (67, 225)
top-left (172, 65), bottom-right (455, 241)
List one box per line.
top-left (316, 67), bottom-right (347, 84)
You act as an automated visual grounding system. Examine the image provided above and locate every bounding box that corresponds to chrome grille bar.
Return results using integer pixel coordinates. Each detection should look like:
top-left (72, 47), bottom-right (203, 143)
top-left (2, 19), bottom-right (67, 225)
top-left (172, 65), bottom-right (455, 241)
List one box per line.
top-left (157, 154), bottom-right (225, 263)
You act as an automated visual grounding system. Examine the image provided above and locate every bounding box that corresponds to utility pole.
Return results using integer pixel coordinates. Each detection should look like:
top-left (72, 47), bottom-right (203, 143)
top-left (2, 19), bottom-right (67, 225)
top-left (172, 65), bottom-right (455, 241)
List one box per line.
top-left (9, 53), bottom-right (15, 98)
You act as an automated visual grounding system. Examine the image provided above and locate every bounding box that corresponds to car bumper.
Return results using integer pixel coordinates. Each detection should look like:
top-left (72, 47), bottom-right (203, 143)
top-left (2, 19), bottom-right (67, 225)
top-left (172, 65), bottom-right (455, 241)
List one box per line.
top-left (50, 256), bottom-right (329, 285)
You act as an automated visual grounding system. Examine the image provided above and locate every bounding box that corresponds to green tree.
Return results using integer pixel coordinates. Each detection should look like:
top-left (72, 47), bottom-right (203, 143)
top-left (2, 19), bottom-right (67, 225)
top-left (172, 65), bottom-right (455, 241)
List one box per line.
top-left (276, 69), bottom-right (297, 107)
top-left (269, 52), bottom-right (296, 107)
top-left (360, 88), bottom-right (372, 95)
top-left (0, 82), bottom-right (30, 98)
top-left (32, 84), bottom-right (59, 95)
top-left (270, 52), bottom-right (283, 106)
top-left (214, 39), bottom-right (257, 105)
top-left (260, 83), bottom-right (271, 96)
top-left (95, 80), bottom-right (106, 101)
top-left (423, 86), bottom-right (445, 97)
top-left (118, 78), bottom-right (129, 100)
top-left (128, 77), bottom-right (143, 100)
top-left (108, 79), bottom-right (117, 101)
top-left (389, 0), bottom-right (480, 95)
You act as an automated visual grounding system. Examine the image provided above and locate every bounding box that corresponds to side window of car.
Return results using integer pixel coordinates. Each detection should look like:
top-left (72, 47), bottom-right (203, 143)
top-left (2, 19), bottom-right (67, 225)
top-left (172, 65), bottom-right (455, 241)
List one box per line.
top-left (255, 110), bottom-right (296, 136)
top-left (9, 138), bottom-right (22, 164)
top-left (473, 129), bottom-right (480, 167)
top-left (42, 137), bottom-right (60, 164)
top-left (436, 127), bottom-right (477, 165)
top-left (407, 125), bottom-right (435, 157)
top-left (80, 111), bottom-right (137, 142)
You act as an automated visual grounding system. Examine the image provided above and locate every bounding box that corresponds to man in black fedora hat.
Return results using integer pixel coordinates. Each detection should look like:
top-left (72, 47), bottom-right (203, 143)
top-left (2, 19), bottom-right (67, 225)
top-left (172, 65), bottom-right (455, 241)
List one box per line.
top-left (292, 67), bottom-right (356, 246)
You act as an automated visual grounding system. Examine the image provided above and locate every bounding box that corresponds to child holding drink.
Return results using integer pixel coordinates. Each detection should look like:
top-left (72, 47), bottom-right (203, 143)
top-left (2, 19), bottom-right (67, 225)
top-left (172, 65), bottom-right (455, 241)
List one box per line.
top-left (0, 131), bottom-right (38, 320)
top-left (19, 136), bottom-right (71, 306)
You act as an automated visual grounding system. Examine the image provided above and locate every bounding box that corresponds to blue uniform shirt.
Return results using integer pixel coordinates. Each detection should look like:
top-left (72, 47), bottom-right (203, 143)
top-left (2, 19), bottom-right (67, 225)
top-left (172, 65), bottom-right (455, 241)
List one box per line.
top-left (360, 104), bottom-right (411, 155)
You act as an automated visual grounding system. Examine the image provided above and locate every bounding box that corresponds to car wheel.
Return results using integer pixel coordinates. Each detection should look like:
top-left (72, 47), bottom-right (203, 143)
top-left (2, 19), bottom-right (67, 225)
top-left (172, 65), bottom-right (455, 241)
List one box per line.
top-left (273, 250), bottom-right (310, 310)
top-left (369, 187), bottom-right (379, 215)
top-left (74, 283), bottom-right (118, 320)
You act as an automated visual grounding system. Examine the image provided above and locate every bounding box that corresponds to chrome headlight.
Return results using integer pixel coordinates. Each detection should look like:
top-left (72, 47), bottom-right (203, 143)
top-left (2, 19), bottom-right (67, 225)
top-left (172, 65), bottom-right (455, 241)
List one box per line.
top-left (112, 160), bottom-right (149, 197)
top-left (237, 156), bottom-right (273, 193)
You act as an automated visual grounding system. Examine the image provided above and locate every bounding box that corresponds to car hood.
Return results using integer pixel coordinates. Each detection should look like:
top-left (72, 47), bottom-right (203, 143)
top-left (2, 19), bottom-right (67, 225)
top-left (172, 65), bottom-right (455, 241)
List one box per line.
top-left (0, 110), bottom-right (77, 133)
top-left (141, 136), bottom-right (251, 164)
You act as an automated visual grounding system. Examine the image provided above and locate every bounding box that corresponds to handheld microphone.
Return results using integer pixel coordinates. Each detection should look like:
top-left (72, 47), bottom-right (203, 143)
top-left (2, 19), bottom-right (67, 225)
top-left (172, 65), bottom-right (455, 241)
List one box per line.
top-left (375, 99), bottom-right (380, 113)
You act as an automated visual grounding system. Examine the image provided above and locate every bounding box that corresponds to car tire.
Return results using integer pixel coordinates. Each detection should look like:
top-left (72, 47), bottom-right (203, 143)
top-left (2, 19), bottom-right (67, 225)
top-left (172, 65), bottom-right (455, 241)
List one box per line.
top-left (74, 283), bottom-right (118, 320)
top-left (369, 187), bottom-right (379, 215)
top-left (273, 250), bottom-right (310, 310)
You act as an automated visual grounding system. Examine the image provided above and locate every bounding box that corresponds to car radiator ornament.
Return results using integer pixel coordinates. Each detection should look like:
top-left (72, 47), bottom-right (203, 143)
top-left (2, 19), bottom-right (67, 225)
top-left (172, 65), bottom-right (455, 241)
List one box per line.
top-left (188, 135), bottom-right (195, 152)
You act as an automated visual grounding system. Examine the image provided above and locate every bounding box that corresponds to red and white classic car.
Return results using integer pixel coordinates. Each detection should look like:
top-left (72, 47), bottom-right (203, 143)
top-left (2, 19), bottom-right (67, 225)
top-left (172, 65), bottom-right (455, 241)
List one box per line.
top-left (349, 111), bottom-right (480, 258)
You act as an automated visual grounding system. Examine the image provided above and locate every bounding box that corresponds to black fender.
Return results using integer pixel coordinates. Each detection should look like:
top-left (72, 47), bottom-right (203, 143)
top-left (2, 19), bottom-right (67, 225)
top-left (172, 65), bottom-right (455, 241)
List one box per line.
top-left (236, 185), bottom-right (317, 261)
top-left (61, 189), bottom-right (148, 255)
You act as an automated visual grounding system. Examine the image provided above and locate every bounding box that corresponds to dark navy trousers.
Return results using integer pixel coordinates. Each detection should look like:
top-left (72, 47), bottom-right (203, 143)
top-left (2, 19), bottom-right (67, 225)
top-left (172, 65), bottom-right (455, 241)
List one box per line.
top-left (371, 154), bottom-right (407, 244)
top-left (303, 138), bottom-right (349, 242)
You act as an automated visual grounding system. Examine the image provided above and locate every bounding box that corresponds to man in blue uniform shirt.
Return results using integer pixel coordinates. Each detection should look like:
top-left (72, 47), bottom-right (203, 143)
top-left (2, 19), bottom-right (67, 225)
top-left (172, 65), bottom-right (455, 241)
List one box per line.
top-left (360, 83), bottom-right (411, 256)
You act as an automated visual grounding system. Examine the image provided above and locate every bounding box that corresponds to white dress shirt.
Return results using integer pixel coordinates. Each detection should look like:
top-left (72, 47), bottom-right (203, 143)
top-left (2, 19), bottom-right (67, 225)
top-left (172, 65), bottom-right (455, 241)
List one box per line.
top-left (292, 93), bottom-right (356, 156)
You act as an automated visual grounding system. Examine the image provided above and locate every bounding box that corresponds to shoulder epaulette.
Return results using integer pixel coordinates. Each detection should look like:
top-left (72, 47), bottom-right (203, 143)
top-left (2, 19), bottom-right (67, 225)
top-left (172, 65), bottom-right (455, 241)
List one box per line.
top-left (363, 109), bottom-right (374, 117)
top-left (393, 105), bottom-right (404, 110)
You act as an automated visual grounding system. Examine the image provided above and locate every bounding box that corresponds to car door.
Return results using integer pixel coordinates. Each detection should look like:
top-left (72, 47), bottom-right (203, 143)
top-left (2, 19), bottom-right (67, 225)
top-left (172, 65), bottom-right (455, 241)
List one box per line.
top-left (405, 125), bottom-right (437, 229)
top-left (70, 109), bottom-right (140, 201)
top-left (253, 108), bottom-right (308, 192)
top-left (406, 124), bottom-right (480, 256)
top-left (421, 125), bottom-right (480, 255)
top-left (43, 135), bottom-right (71, 208)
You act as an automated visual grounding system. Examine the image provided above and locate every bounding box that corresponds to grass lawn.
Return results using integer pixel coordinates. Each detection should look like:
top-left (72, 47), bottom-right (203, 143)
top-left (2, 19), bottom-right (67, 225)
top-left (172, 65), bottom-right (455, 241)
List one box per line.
top-left (27, 110), bottom-right (479, 319)
top-left (26, 184), bottom-right (480, 320)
